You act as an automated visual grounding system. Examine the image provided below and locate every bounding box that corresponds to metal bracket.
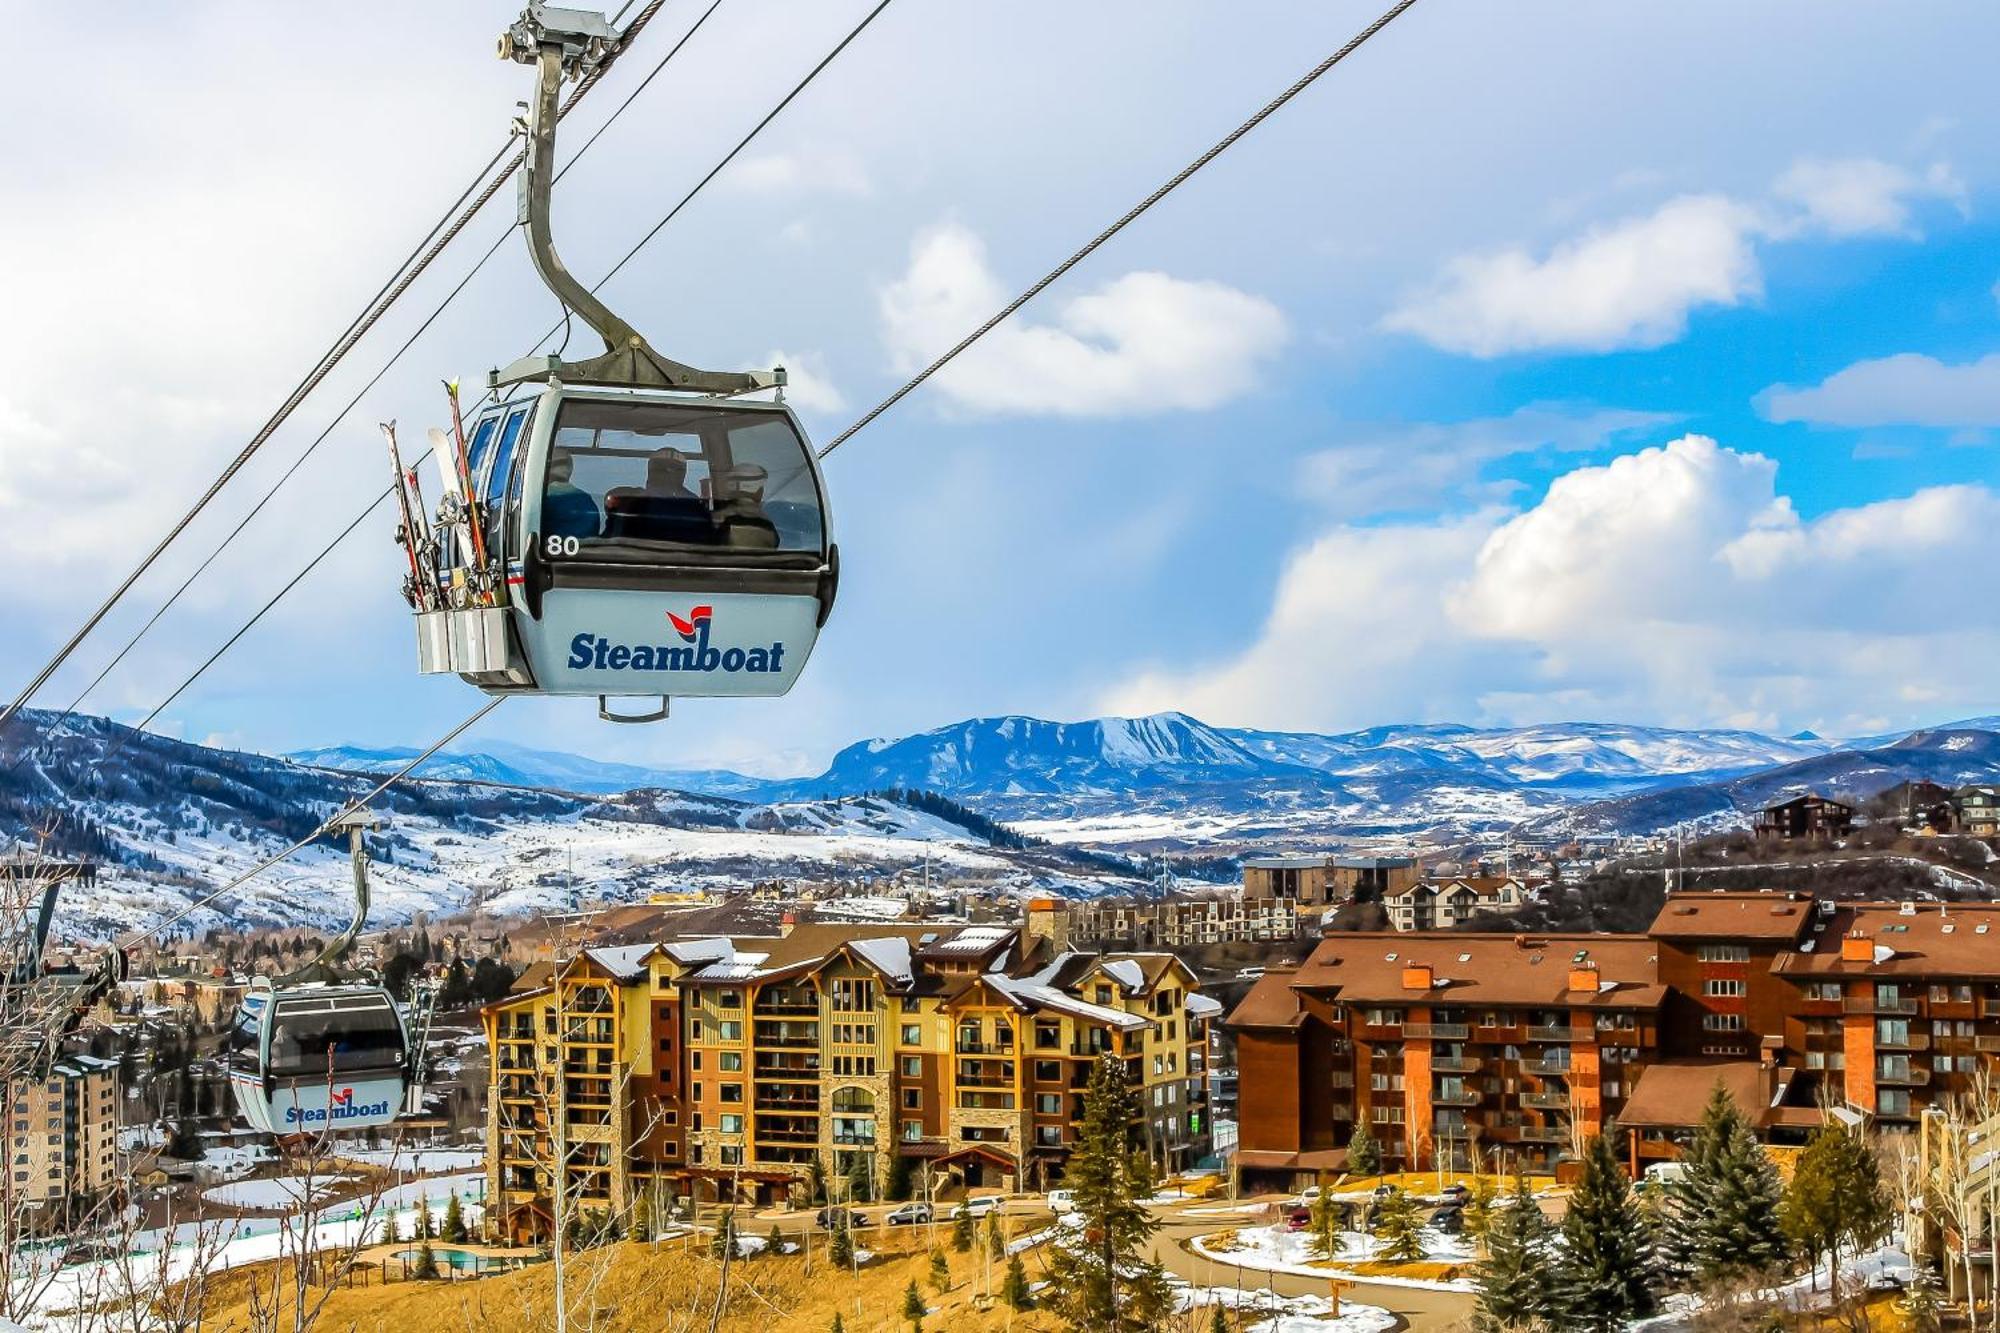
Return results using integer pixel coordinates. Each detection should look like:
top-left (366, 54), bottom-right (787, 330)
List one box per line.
top-left (497, 6), bottom-right (771, 397)
top-left (598, 695), bottom-right (669, 724)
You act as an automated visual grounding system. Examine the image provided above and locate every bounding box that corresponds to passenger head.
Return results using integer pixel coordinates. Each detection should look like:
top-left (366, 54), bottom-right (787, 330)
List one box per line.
top-left (547, 452), bottom-right (574, 485)
top-left (646, 448), bottom-right (688, 493)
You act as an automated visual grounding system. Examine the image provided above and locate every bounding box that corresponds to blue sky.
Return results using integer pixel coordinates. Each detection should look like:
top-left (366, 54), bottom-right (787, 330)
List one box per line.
top-left (4, 0), bottom-right (1998, 776)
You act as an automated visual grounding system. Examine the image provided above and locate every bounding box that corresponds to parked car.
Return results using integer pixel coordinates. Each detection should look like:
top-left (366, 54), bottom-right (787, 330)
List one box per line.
top-left (1293, 1185), bottom-right (1323, 1206)
top-left (1429, 1205), bottom-right (1465, 1234)
top-left (1047, 1189), bottom-right (1077, 1214)
top-left (815, 1206), bottom-right (854, 1229)
top-left (952, 1195), bottom-right (1005, 1220)
top-left (1438, 1182), bottom-right (1471, 1204)
top-left (884, 1202), bottom-right (933, 1226)
top-left (1285, 1207), bottom-right (1312, 1231)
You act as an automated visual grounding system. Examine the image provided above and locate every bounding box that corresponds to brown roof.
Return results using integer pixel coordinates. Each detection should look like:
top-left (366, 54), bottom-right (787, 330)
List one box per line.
top-left (1619, 1059), bottom-right (1770, 1129)
top-left (1226, 969), bottom-right (1306, 1029)
top-left (1236, 1148), bottom-right (1347, 1172)
top-left (1389, 876), bottom-right (1528, 900)
top-left (1772, 901), bottom-right (2000, 978)
top-left (1648, 891), bottom-right (1815, 942)
top-left (1283, 933), bottom-right (1664, 1008)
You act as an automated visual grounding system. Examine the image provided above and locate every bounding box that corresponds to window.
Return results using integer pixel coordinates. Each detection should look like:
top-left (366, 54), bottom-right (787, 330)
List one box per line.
top-left (1806, 982), bottom-right (1842, 1002)
top-left (546, 398), bottom-right (826, 554)
top-left (901, 1056), bottom-right (923, 1077)
top-left (900, 1024), bottom-right (922, 1046)
top-left (903, 1120), bottom-right (924, 1142)
top-left (1036, 1094), bottom-right (1062, 1115)
top-left (719, 1052), bottom-right (743, 1072)
top-left (720, 1084), bottom-right (743, 1103)
top-left (903, 1088), bottom-right (921, 1109)
top-left (1035, 1060), bottom-right (1061, 1082)
top-left (1702, 1013), bottom-right (1745, 1032)
top-left (1702, 979), bottom-right (1745, 998)
top-left (1697, 945), bottom-right (1751, 963)
top-left (720, 1145), bottom-right (743, 1166)
top-left (716, 1021), bottom-right (742, 1042)
top-left (719, 990), bottom-right (742, 1009)
top-left (720, 1114), bottom-right (743, 1134)
top-left (690, 1052), bottom-right (702, 1071)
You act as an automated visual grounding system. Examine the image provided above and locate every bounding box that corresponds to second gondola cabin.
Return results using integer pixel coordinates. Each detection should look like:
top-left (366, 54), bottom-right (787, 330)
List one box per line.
top-left (227, 984), bottom-right (410, 1136)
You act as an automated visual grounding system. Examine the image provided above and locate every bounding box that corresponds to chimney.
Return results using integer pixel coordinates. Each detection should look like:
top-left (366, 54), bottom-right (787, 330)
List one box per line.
top-left (1567, 962), bottom-right (1600, 994)
top-left (779, 911), bottom-right (797, 937)
top-left (1401, 962), bottom-right (1433, 992)
top-left (1840, 931), bottom-right (1874, 963)
top-left (1023, 898), bottom-right (1067, 951)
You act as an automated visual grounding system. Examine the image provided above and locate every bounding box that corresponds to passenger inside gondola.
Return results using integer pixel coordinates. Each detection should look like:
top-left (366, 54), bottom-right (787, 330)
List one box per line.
top-left (541, 452), bottom-right (602, 539)
top-left (604, 448), bottom-right (712, 543)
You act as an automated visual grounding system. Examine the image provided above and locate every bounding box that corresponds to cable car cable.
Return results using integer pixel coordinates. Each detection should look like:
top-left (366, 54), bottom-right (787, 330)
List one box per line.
top-left (115, 696), bottom-right (506, 950)
top-left (0, 0), bottom-right (685, 740)
top-left (816, 0), bottom-right (1421, 460)
top-left (13, 0), bottom-right (733, 761)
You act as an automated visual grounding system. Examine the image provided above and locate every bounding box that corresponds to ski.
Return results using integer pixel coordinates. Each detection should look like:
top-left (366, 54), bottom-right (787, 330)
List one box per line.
top-left (380, 421), bottom-right (432, 611)
top-left (441, 379), bottom-right (495, 604)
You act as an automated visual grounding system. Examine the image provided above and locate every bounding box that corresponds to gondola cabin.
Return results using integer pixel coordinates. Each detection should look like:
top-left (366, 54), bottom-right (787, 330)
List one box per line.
top-left (227, 985), bottom-right (410, 1136)
top-left (415, 385), bottom-right (837, 720)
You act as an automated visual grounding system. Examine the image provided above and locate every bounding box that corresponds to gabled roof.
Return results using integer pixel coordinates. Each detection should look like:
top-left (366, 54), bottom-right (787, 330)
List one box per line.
top-left (984, 973), bottom-right (1149, 1031)
top-left (1648, 891), bottom-right (1814, 942)
top-left (1227, 969), bottom-right (1307, 1030)
top-left (1280, 933), bottom-right (1663, 1009)
top-left (582, 944), bottom-right (659, 981)
top-left (1773, 901), bottom-right (2000, 978)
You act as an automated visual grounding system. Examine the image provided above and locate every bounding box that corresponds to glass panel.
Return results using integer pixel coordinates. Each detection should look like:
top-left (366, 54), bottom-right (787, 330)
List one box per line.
top-left (268, 999), bottom-right (404, 1078)
top-left (546, 399), bottom-right (824, 556)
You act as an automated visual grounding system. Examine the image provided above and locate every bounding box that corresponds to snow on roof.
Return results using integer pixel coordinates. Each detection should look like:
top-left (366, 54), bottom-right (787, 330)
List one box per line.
top-left (662, 937), bottom-right (735, 965)
top-left (849, 936), bottom-right (913, 985)
top-left (1186, 994), bottom-right (1223, 1017)
top-left (582, 944), bottom-right (656, 979)
top-left (987, 974), bottom-right (1148, 1031)
top-left (1100, 959), bottom-right (1145, 992)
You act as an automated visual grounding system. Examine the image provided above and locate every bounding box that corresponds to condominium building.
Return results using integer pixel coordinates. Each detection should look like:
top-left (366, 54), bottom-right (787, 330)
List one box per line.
top-left (1242, 854), bottom-right (1419, 908)
top-left (4, 1055), bottom-right (120, 1210)
top-left (1380, 876), bottom-right (1532, 932)
top-left (482, 921), bottom-right (1212, 1242)
top-left (1023, 895), bottom-right (1300, 951)
top-left (1231, 889), bottom-right (2000, 1191)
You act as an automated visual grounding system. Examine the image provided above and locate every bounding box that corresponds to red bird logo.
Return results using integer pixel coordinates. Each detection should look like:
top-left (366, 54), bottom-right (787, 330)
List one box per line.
top-left (331, 1088), bottom-right (354, 1107)
top-left (667, 605), bottom-right (714, 642)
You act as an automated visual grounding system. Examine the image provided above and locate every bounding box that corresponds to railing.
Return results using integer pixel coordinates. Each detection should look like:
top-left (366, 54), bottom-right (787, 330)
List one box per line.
top-left (1431, 1056), bottom-right (1481, 1074)
top-left (754, 1033), bottom-right (819, 1049)
top-left (1526, 1025), bottom-right (1575, 1042)
top-left (1976, 1035), bottom-right (2000, 1053)
top-left (1433, 1089), bottom-right (1482, 1107)
top-left (1877, 1032), bottom-right (1930, 1051)
top-left (1515, 1126), bottom-right (1566, 1143)
top-left (1527, 1058), bottom-right (1571, 1076)
top-left (754, 1000), bottom-right (819, 1016)
top-left (1876, 1066), bottom-right (1932, 1086)
top-left (1404, 1023), bottom-right (1469, 1041)
top-left (956, 1042), bottom-right (1017, 1056)
top-left (1521, 1091), bottom-right (1570, 1109)
top-left (831, 1132), bottom-right (876, 1146)
top-left (1846, 997), bottom-right (1919, 1015)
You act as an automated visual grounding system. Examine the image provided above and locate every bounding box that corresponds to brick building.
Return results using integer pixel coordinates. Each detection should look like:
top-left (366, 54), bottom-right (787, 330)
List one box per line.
top-left (483, 922), bottom-right (1212, 1242)
top-left (1242, 855), bottom-right (1419, 909)
top-left (1230, 889), bottom-right (2000, 1190)
top-left (4, 1056), bottom-right (120, 1211)
top-left (1381, 875), bottom-right (1532, 932)
top-left (1752, 793), bottom-right (1854, 841)
top-left (1023, 895), bottom-right (1300, 951)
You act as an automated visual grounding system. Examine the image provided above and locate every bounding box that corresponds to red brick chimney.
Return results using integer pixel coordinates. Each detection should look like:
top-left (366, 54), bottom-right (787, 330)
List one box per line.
top-left (1840, 931), bottom-right (1874, 963)
top-left (1567, 962), bottom-right (1600, 994)
top-left (1401, 962), bottom-right (1433, 991)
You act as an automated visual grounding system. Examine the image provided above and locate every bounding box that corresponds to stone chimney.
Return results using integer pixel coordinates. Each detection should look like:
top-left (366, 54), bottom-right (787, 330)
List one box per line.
top-left (1840, 931), bottom-right (1874, 963)
top-left (779, 911), bottom-right (798, 937)
top-left (1023, 898), bottom-right (1067, 951)
top-left (1401, 962), bottom-right (1433, 991)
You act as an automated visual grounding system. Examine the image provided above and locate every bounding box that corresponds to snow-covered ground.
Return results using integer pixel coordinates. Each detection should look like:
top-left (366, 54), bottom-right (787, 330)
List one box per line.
top-left (336, 1148), bottom-right (483, 1174)
top-left (200, 1174), bottom-right (358, 1211)
top-left (1173, 1280), bottom-right (1395, 1333)
top-left (1194, 1222), bottom-right (1475, 1292)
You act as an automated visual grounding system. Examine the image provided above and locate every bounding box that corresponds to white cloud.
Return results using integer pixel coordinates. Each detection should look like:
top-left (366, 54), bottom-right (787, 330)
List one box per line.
top-left (1107, 435), bottom-right (2000, 734)
top-left (1382, 195), bottom-right (1764, 357)
top-left (1386, 157), bottom-right (1962, 358)
top-left (1771, 157), bottom-right (1966, 238)
top-left (1761, 351), bottom-right (2000, 428)
top-left (727, 149), bottom-right (871, 196)
top-left (1296, 403), bottom-right (1679, 518)
top-left (877, 223), bottom-right (1287, 416)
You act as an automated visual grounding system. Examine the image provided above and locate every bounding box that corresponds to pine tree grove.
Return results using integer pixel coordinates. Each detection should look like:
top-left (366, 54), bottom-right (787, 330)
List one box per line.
top-left (1473, 1174), bottom-right (1556, 1331)
top-left (1556, 1130), bottom-right (1658, 1331)
top-left (1370, 1185), bottom-right (1426, 1264)
top-left (1662, 1080), bottom-right (1789, 1287)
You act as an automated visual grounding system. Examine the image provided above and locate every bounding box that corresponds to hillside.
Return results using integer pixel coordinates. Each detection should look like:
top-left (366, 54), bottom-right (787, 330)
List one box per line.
top-left (0, 711), bottom-right (1147, 941)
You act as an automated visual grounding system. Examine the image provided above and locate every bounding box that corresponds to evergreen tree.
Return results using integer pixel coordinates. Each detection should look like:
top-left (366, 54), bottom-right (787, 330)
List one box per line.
top-left (411, 1237), bottom-right (439, 1280)
top-left (442, 1191), bottom-right (468, 1244)
top-left (901, 1277), bottom-right (926, 1332)
top-left (1782, 1122), bottom-right (1889, 1296)
top-left (1346, 1121), bottom-right (1382, 1177)
top-left (951, 1205), bottom-right (974, 1253)
top-left (847, 1150), bottom-right (873, 1205)
top-left (1662, 1080), bottom-right (1788, 1288)
top-left (829, 1212), bottom-right (855, 1267)
top-left (1555, 1130), bottom-right (1658, 1331)
top-left (1473, 1174), bottom-right (1556, 1330)
top-left (808, 1154), bottom-right (829, 1205)
top-left (929, 1246), bottom-right (951, 1291)
top-left (1902, 1262), bottom-right (1944, 1333)
top-left (1462, 1173), bottom-right (1500, 1252)
top-left (631, 1193), bottom-right (654, 1243)
top-left (767, 1221), bottom-right (785, 1257)
top-left (887, 1151), bottom-right (914, 1202)
top-left (414, 1197), bottom-right (435, 1241)
top-left (710, 1206), bottom-right (737, 1260)
top-left (1308, 1170), bottom-right (1341, 1259)
top-left (379, 1211), bottom-right (401, 1246)
top-left (1370, 1186), bottom-right (1425, 1264)
top-left (985, 1209), bottom-right (1005, 1259)
top-left (1208, 1303), bottom-right (1229, 1333)
top-left (1040, 1052), bottom-right (1175, 1333)
top-left (1002, 1252), bottom-right (1032, 1309)
top-left (829, 1316), bottom-right (845, 1333)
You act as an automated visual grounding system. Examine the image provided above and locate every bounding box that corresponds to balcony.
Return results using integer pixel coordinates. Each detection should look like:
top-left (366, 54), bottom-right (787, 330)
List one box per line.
top-left (1526, 1025), bottom-right (1575, 1042)
top-left (1515, 1126), bottom-right (1567, 1143)
top-left (1521, 1090), bottom-right (1571, 1109)
top-left (754, 1094), bottom-right (820, 1112)
top-left (754, 1029), bottom-right (819, 1049)
top-left (1877, 1032), bottom-right (1930, 1051)
top-left (1876, 1066), bottom-right (1931, 1087)
top-left (1404, 1023), bottom-right (1469, 1041)
top-left (955, 1042), bottom-right (1017, 1057)
top-left (1433, 1088), bottom-right (1482, 1107)
top-left (1431, 1056), bottom-right (1481, 1074)
top-left (1846, 997), bottom-right (1919, 1015)
top-left (1526, 1056), bottom-right (1572, 1075)
top-left (1975, 1035), bottom-right (2000, 1053)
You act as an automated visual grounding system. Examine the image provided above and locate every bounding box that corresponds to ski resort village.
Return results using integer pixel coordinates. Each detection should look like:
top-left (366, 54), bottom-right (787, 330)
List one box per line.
top-left (9, 1), bottom-right (2000, 1330)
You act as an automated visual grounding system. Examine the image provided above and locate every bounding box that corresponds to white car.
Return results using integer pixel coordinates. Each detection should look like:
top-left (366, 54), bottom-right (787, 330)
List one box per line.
top-left (951, 1195), bottom-right (1005, 1220)
top-left (1293, 1185), bottom-right (1323, 1206)
top-left (1047, 1189), bottom-right (1076, 1214)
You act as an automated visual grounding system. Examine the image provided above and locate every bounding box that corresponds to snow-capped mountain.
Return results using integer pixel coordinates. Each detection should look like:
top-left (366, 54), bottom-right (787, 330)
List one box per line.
top-left (288, 740), bottom-right (769, 797)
